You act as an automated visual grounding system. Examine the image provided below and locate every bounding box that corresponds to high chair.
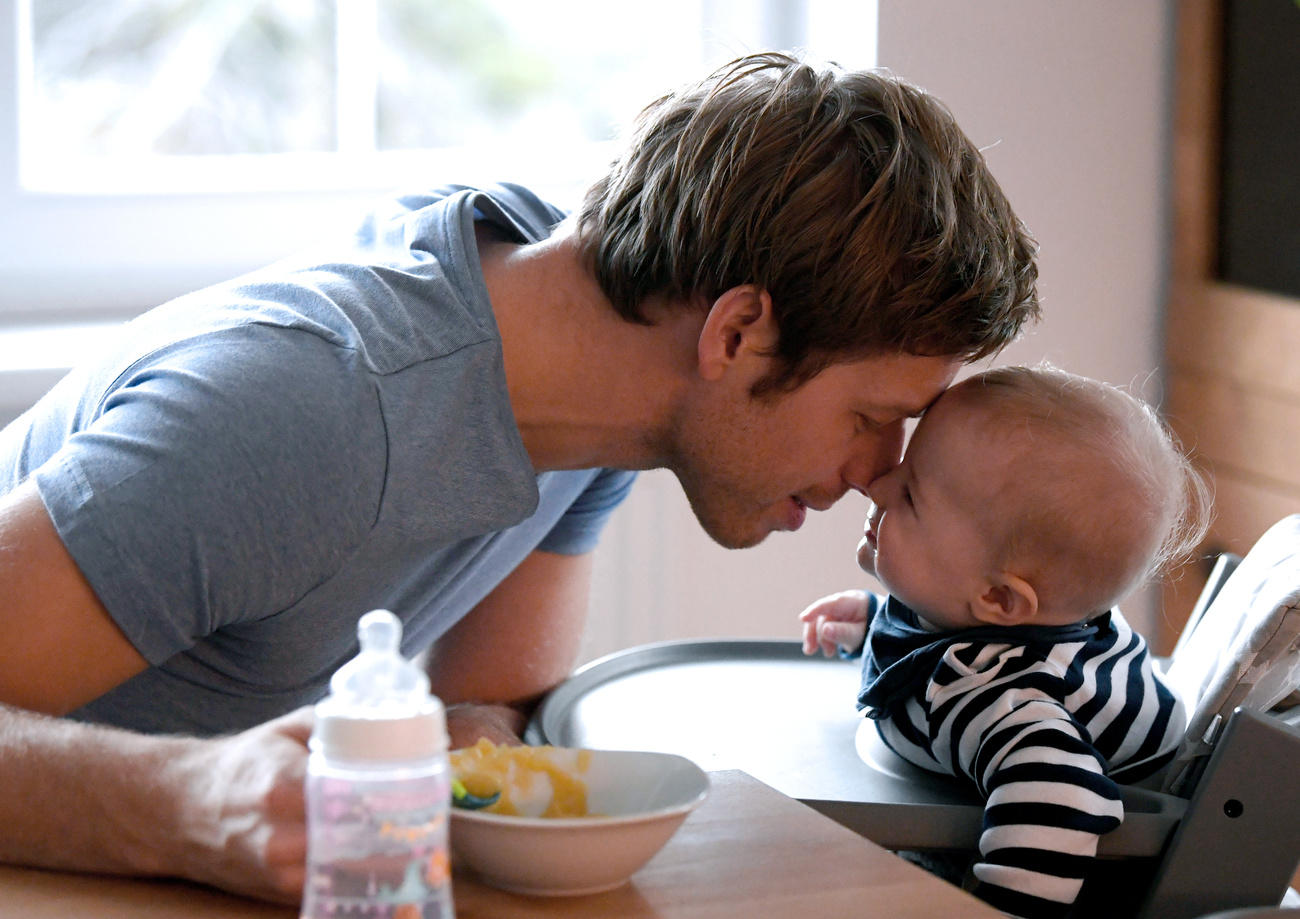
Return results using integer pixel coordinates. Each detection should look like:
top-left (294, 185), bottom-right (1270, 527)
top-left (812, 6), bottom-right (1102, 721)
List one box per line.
top-left (528, 515), bottom-right (1300, 919)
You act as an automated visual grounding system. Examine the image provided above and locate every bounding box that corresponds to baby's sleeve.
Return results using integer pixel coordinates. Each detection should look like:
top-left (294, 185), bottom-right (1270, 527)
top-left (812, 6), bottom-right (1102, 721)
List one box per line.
top-left (966, 699), bottom-right (1123, 918)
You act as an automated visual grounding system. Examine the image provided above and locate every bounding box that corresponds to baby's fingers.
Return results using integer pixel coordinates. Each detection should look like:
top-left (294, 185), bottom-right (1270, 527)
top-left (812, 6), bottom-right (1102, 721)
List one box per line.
top-left (801, 620), bottom-right (813, 655)
top-left (796, 591), bottom-right (871, 657)
top-left (797, 590), bottom-right (869, 623)
top-left (818, 619), bottom-right (867, 657)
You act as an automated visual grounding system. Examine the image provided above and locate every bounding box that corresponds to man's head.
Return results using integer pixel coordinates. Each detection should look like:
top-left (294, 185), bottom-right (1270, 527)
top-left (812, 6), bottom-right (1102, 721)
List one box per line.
top-left (574, 51), bottom-right (1041, 395)
top-left (858, 365), bottom-right (1212, 628)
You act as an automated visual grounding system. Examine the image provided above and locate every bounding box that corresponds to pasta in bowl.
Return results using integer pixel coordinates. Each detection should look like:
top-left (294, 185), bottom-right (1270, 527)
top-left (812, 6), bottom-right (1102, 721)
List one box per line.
top-left (449, 740), bottom-right (709, 896)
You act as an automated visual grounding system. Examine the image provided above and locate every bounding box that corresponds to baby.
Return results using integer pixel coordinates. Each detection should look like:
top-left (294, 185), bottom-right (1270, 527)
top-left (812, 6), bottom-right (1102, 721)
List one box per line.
top-left (800, 365), bottom-right (1211, 919)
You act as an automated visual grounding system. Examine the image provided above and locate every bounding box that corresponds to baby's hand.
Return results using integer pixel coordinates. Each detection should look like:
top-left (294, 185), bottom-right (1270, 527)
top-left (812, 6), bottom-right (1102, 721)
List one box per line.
top-left (798, 589), bottom-right (870, 658)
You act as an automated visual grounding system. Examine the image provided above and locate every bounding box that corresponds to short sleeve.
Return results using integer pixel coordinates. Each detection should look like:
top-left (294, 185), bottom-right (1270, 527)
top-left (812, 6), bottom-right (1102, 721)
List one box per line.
top-left (537, 468), bottom-right (637, 555)
top-left (34, 325), bottom-right (388, 664)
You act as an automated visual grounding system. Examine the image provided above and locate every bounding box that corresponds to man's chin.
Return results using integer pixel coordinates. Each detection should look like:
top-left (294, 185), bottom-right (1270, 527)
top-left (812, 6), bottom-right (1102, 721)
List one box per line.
top-left (700, 523), bottom-right (771, 551)
top-left (689, 510), bottom-right (773, 551)
top-left (714, 531), bottom-right (770, 550)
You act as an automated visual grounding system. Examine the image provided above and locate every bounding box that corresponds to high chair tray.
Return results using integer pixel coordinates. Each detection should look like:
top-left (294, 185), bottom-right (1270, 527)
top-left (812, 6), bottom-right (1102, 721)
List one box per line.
top-left (527, 638), bottom-right (1184, 856)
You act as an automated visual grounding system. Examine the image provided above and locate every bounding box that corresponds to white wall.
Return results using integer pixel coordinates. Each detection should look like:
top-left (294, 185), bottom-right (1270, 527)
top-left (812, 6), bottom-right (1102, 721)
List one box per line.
top-left (581, 0), bottom-right (1175, 663)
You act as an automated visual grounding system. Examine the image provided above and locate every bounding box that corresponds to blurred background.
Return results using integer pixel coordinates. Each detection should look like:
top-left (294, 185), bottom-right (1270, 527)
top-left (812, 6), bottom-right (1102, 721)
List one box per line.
top-left (0, 0), bottom-right (1295, 662)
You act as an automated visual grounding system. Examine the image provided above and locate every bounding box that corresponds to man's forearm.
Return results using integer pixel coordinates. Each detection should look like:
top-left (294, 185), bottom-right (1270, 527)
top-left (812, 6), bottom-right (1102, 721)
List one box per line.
top-left (0, 704), bottom-right (194, 875)
top-left (0, 703), bottom-right (313, 902)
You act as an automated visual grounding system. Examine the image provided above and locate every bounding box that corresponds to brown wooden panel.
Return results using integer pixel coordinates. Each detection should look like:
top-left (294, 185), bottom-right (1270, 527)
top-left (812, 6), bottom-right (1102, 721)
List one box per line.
top-left (1160, 20), bottom-right (1300, 858)
top-left (1169, 0), bottom-right (1222, 281)
top-left (1166, 283), bottom-right (1300, 396)
top-left (1156, 562), bottom-right (1215, 656)
top-left (1166, 372), bottom-right (1300, 493)
top-left (1156, 473), bottom-right (1299, 653)
top-left (1207, 475), bottom-right (1300, 553)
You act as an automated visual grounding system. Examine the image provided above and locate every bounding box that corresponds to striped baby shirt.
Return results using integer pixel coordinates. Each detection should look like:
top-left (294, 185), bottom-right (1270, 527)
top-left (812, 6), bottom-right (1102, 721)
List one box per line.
top-left (856, 594), bottom-right (1186, 918)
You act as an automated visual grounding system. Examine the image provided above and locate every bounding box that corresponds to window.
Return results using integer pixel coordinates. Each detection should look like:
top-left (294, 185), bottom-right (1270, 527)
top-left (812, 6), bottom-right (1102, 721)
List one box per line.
top-left (0, 0), bottom-right (875, 403)
top-left (20, 0), bottom-right (751, 195)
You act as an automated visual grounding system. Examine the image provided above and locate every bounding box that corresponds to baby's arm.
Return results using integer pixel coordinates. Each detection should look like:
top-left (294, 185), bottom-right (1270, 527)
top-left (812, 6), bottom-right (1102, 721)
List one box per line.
top-left (965, 700), bottom-right (1123, 918)
top-left (797, 589), bottom-right (872, 657)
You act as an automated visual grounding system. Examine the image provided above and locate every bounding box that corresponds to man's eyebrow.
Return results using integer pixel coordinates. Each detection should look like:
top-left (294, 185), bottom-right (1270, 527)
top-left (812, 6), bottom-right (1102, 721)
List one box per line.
top-left (916, 389), bottom-right (951, 415)
top-left (862, 388), bottom-right (946, 426)
top-left (878, 400), bottom-right (936, 422)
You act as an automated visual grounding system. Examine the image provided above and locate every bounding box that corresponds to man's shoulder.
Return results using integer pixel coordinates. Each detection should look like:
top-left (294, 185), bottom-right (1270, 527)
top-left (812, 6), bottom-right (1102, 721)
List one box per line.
top-left (369, 182), bottom-right (567, 245)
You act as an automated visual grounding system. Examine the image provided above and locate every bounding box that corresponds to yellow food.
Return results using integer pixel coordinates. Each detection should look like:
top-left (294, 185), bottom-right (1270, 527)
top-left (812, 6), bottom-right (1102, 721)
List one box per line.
top-left (450, 739), bottom-right (594, 818)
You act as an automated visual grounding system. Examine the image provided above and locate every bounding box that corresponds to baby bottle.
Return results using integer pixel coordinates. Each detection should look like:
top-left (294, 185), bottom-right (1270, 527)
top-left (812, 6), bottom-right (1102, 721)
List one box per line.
top-left (301, 609), bottom-right (454, 919)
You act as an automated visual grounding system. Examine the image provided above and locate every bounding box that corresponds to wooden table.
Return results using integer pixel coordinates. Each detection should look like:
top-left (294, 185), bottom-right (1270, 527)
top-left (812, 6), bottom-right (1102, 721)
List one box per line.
top-left (0, 771), bottom-right (1002, 918)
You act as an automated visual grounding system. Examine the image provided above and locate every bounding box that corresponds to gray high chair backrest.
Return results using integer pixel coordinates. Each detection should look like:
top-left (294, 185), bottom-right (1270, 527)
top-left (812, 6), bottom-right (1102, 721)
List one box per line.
top-left (1133, 514), bottom-right (1300, 918)
top-left (529, 514), bottom-right (1300, 919)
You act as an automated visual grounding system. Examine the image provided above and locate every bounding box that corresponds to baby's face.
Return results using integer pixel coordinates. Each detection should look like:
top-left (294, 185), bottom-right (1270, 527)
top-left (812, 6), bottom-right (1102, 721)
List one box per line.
top-left (857, 390), bottom-right (997, 630)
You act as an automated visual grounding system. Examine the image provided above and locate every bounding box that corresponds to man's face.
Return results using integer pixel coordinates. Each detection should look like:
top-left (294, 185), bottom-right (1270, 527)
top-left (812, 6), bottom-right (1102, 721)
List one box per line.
top-left (669, 352), bottom-right (960, 549)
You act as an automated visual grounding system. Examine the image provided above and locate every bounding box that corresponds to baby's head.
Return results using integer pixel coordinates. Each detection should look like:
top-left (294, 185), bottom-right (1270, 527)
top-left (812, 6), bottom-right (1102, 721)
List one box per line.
top-left (858, 364), bottom-right (1211, 629)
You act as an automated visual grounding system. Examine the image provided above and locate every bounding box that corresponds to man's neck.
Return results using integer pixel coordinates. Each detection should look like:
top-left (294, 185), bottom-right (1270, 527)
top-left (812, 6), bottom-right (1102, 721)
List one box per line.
top-left (478, 222), bottom-right (698, 473)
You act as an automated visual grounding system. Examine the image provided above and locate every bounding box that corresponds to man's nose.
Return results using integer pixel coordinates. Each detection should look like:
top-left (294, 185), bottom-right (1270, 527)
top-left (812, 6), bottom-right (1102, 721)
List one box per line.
top-left (843, 421), bottom-right (905, 495)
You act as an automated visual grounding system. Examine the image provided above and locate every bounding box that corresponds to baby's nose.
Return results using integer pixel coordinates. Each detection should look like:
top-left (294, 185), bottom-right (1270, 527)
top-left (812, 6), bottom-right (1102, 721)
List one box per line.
top-left (864, 469), bottom-right (897, 506)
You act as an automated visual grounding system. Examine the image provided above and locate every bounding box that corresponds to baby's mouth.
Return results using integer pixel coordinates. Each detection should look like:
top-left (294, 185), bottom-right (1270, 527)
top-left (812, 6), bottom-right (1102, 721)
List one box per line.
top-left (863, 504), bottom-right (881, 550)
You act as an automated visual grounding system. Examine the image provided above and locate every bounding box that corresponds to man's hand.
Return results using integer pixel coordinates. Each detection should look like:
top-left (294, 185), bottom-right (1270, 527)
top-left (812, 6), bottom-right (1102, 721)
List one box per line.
top-left (445, 702), bottom-right (528, 749)
top-left (167, 706), bottom-right (314, 903)
top-left (798, 589), bottom-right (871, 658)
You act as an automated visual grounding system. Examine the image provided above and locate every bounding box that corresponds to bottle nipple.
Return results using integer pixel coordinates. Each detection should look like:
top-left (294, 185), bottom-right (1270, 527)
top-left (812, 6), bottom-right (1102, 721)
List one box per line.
top-left (314, 610), bottom-right (447, 762)
top-left (329, 609), bottom-right (430, 714)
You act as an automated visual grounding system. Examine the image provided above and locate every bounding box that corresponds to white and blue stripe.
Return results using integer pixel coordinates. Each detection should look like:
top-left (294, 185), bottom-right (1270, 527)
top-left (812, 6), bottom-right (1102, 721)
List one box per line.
top-left (858, 594), bottom-right (1185, 918)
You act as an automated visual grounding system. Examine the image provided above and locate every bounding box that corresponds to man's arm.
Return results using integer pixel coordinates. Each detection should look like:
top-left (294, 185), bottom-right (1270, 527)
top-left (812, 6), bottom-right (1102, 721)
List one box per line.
top-left (0, 479), bottom-right (148, 711)
top-left (424, 548), bottom-right (595, 747)
top-left (0, 703), bottom-right (312, 900)
top-left (0, 481), bottom-right (311, 902)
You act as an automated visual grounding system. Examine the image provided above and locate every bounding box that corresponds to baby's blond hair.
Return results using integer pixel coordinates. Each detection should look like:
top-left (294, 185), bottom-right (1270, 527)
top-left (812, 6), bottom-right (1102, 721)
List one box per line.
top-left (950, 364), bottom-right (1212, 617)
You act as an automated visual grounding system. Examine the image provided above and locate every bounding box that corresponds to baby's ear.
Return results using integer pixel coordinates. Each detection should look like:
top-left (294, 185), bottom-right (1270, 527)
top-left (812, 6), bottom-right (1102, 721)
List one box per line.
top-left (972, 574), bottom-right (1039, 626)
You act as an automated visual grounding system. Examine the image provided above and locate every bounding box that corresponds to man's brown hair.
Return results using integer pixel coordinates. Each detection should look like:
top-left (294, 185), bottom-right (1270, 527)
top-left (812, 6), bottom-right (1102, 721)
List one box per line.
top-left (574, 52), bottom-right (1040, 394)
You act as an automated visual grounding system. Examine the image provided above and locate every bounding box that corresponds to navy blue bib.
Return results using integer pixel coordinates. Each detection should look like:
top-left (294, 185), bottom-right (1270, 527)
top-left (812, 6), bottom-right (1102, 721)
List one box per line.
top-left (857, 596), bottom-right (1109, 719)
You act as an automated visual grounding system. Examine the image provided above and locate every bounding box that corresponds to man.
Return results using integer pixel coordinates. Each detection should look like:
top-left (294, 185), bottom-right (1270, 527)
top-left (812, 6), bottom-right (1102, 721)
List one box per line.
top-left (0, 53), bottom-right (1038, 901)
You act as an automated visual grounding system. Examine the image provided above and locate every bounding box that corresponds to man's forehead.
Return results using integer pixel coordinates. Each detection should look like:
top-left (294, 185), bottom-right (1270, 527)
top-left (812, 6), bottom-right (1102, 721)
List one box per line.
top-left (857, 354), bottom-right (960, 417)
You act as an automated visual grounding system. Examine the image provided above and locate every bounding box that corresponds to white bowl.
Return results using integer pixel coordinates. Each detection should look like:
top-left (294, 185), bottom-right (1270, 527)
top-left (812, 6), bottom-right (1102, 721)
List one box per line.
top-left (450, 748), bottom-right (709, 896)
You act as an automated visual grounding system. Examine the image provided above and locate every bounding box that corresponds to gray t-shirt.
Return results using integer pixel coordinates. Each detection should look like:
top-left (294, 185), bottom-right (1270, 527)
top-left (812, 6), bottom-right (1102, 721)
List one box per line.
top-left (0, 183), bottom-right (636, 735)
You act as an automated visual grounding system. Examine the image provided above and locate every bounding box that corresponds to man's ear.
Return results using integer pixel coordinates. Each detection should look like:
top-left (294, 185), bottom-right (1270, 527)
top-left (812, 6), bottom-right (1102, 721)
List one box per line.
top-left (972, 574), bottom-right (1039, 626)
top-left (696, 285), bottom-right (776, 381)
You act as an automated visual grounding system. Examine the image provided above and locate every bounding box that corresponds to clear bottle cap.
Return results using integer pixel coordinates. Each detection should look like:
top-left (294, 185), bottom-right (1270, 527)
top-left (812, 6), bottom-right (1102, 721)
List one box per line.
top-left (312, 610), bottom-right (448, 763)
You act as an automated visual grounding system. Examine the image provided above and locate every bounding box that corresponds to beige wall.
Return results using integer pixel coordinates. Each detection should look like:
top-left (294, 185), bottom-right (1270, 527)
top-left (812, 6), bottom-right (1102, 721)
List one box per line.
top-left (583, 0), bottom-right (1175, 662)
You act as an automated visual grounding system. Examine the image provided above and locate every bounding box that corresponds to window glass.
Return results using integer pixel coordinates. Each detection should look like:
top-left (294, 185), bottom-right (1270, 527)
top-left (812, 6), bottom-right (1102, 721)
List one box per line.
top-left (1, 0), bottom-right (875, 323)
top-left (373, 0), bottom-right (707, 152)
top-left (30, 0), bottom-right (338, 156)
top-left (20, 0), bottom-right (798, 192)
